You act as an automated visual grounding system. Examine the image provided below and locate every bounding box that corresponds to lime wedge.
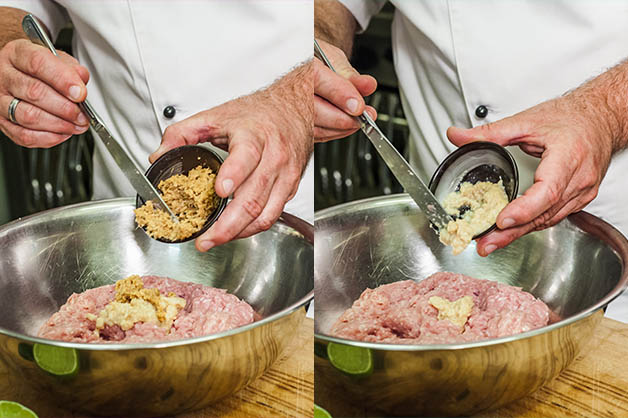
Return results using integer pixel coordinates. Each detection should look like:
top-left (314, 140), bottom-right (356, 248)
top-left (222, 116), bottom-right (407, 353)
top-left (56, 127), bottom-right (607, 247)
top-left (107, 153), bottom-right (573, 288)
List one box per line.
top-left (327, 342), bottom-right (373, 377)
top-left (33, 344), bottom-right (78, 376)
top-left (0, 401), bottom-right (38, 418)
top-left (314, 404), bottom-right (332, 418)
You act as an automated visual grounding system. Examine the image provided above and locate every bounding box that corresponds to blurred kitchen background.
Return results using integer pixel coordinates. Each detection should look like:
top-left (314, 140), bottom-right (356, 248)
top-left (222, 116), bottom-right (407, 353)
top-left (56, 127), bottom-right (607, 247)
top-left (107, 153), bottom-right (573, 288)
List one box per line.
top-left (0, 25), bottom-right (94, 225)
top-left (315, 3), bottom-right (408, 211)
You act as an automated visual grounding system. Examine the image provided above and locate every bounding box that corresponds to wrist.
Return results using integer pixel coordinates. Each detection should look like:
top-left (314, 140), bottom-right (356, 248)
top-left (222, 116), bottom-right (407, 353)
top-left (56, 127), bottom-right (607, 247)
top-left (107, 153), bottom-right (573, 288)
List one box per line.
top-left (267, 61), bottom-right (314, 142)
top-left (565, 61), bottom-right (628, 153)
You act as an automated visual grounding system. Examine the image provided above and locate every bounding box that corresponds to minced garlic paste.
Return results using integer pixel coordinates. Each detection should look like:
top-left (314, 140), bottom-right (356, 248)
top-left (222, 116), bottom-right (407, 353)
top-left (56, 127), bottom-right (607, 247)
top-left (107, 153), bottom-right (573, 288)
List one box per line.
top-left (439, 180), bottom-right (508, 255)
top-left (86, 275), bottom-right (185, 334)
top-left (429, 295), bottom-right (474, 331)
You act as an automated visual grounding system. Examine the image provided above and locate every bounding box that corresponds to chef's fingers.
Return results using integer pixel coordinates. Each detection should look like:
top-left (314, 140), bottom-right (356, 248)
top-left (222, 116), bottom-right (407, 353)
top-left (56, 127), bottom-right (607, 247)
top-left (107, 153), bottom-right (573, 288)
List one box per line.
top-left (315, 95), bottom-right (360, 131)
top-left (9, 40), bottom-right (88, 103)
top-left (519, 143), bottom-right (545, 158)
top-left (315, 127), bottom-right (360, 142)
top-left (150, 114), bottom-right (227, 163)
top-left (315, 39), bottom-right (377, 96)
top-left (213, 137), bottom-right (264, 198)
top-left (495, 148), bottom-right (575, 230)
top-left (315, 59), bottom-right (367, 117)
top-left (1, 65), bottom-right (88, 126)
top-left (56, 50), bottom-right (90, 84)
top-left (316, 38), bottom-right (360, 79)
top-left (195, 165), bottom-right (278, 252)
top-left (350, 74), bottom-right (378, 97)
top-left (315, 96), bottom-right (377, 129)
top-left (235, 177), bottom-right (298, 239)
top-left (314, 103), bottom-right (377, 142)
top-left (475, 222), bottom-right (536, 257)
top-left (476, 197), bottom-right (584, 256)
top-left (446, 114), bottom-right (533, 147)
top-left (0, 95), bottom-right (87, 135)
top-left (0, 116), bottom-right (71, 148)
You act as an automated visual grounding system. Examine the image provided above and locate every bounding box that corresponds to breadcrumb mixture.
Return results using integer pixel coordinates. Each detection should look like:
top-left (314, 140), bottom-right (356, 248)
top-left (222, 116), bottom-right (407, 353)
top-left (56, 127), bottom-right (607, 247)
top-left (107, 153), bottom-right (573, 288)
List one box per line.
top-left (134, 166), bottom-right (218, 241)
top-left (439, 180), bottom-right (508, 255)
top-left (85, 275), bottom-right (186, 335)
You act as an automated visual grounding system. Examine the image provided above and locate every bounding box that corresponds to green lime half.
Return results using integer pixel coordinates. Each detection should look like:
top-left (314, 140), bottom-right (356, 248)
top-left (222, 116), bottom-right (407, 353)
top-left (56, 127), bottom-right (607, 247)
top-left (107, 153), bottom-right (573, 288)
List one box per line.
top-left (33, 344), bottom-right (78, 376)
top-left (327, 342), bottom-right (373, 377)
top-left (0, 401), bottom-right (38, 418)
top-left (314, 404), bottom-right (332, 418)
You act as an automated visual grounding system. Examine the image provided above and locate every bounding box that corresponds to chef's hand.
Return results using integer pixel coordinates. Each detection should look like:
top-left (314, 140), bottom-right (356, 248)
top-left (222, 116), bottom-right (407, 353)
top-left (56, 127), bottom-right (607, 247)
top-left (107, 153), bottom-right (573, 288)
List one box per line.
top-left (447, 95), bottom-right (614, 256)
top-left (150, 63), bottom-right (313, 252)
top-left (314, 38), bottom-right (377, 142)
top-left (0, 39), bottom-right (90, 147)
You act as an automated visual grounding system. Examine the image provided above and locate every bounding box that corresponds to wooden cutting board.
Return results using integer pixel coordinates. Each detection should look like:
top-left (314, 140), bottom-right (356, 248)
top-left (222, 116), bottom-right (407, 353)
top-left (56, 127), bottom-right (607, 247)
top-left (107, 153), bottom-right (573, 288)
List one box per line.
top-left (316, 318), bottom-right (628, 418)
top-left (0, 318), bottom-right (314, 418)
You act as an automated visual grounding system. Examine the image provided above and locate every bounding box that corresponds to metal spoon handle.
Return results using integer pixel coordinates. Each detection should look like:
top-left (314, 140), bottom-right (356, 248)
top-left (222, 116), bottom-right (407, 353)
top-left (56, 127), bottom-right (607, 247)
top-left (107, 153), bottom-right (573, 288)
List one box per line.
top-left (22, 14), bottom-right (178, 222)
top-left (314, 40), bottom-right (453, 229)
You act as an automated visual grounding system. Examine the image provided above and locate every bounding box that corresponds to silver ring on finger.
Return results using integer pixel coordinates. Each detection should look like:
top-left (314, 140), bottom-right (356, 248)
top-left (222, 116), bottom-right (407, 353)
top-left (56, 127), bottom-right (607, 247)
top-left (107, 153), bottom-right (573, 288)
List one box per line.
top-left (8, 98), bottom-right (21, 124)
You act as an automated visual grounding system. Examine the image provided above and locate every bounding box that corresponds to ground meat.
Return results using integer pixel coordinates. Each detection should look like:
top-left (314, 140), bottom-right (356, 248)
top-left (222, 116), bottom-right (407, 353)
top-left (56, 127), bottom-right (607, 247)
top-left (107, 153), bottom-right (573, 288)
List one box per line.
top-left (100, 324), bottom-right (125, 341)
top-left (330, 272), bottom-right (550, 344)
top-left (38, 276), bottom-right (256, 343)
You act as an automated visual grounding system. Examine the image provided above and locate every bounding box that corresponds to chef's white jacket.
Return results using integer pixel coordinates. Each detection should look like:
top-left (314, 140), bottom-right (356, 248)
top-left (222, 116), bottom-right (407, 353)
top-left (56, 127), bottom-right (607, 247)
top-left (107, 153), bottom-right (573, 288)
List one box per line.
top-left (2, 0), bottom-right (314, 223)
top-left (339, 0), bottom-right (628, 322)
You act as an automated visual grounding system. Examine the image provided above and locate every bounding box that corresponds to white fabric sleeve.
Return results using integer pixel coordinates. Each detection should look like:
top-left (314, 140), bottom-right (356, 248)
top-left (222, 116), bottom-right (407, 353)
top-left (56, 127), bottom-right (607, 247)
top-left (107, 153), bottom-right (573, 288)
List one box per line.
top-left (338, 0), bottom-right (387, 32)
top-left (0, 0), bottom-right (69, 40)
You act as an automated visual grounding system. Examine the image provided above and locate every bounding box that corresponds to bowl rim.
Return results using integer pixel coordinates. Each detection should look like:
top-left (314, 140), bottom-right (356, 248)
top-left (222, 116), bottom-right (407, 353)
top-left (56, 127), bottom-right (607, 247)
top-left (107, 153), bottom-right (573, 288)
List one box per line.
top-left (314, 193), bottom-right (628, 351)
top-left (0, 197), bottom-right (313, 351)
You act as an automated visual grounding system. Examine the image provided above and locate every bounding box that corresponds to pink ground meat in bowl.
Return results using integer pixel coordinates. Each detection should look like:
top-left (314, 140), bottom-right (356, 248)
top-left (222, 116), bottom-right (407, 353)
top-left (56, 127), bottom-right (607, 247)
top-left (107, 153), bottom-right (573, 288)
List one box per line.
top-left (330, 272), bottom-right (551, 344)
top-left (38, 275), bottom-right (257, 343)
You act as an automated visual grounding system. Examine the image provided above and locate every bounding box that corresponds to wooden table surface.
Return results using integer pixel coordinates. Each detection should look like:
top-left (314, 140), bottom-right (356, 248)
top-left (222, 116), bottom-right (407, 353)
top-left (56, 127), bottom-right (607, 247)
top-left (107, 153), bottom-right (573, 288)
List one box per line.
top-left (317, 318), bottom-right (628, 418)
top-left (0, 318), bottom-right (314, 418)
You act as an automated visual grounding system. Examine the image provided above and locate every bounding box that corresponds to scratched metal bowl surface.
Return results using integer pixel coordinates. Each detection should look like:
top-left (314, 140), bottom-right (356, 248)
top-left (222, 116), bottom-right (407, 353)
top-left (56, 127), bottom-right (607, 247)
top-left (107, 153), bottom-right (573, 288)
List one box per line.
top-left (0, 198), bottom-right (313, 417)
top-left (314, 194), bottom-right (628, 417)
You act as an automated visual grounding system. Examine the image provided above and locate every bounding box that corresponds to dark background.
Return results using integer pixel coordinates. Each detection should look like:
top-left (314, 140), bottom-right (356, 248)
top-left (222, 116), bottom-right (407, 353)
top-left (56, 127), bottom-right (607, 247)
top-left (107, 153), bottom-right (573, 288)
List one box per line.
top-left (315, 3), bottom-right (409, 211)
top-left (0, 25), bottom-right (94, 224)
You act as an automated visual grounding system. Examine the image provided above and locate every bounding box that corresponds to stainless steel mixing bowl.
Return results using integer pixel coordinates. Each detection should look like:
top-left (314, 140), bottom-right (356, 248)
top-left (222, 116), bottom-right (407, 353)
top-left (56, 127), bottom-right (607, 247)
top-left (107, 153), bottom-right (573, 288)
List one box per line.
top-left (314, 194), bottom-right (628, 417)
top-left (0, 198), bottom-right (313, 417)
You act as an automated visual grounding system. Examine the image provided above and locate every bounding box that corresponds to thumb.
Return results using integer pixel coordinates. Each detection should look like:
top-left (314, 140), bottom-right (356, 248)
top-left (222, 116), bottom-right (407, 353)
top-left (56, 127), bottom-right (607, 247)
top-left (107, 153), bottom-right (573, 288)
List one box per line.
top-left (318, 38), bottom-right (360, 80)
top-left (149, 111), bottom-right (224, 163)
top-left (447, 115), bottom-right (531, 148)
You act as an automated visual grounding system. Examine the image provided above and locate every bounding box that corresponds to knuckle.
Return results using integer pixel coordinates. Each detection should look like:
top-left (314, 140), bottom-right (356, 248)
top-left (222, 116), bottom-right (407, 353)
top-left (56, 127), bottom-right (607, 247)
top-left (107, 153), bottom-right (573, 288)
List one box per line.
top-left (241, 141), bottom-right (262, 162)
top-left (163, 124), bottom-right (177, 138)
top-left (258, 122), bottom-right (280, 141)
top-left (61, 100), bottom-right (79, 120)
top-left (163, 124), bottom-right (185, 143)
top-left (587, 187), bottom-right (599, 202)
top-left (59, 51), bottom-right (79, 66)
top-left (28, 50), bottom-right (47, 75)
top-left (256, 215), bottom-right (276, 232)
top-left (254, 172), bottom-right (272, 189)
top-left (480, 122), bottom-right (495, 135)
top-left (21, 105), bottom-right (40, 125)
top-left (18, 131), bottom-right (36, 147)
top-left (273, 151), bottom-right (289, 168)
top-left (581, 168), bottom-right (598, 189)
top-left (241, 198), bottom-right (264, 220)
top-left (531, 211), bottom-right (553, 231)
top-left (25, 79), bottom-right (46, 102)
top-left (545, 183), bottom-right (562, 205)
top-left (285, 165), bottom-right (303, 181)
